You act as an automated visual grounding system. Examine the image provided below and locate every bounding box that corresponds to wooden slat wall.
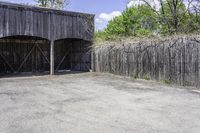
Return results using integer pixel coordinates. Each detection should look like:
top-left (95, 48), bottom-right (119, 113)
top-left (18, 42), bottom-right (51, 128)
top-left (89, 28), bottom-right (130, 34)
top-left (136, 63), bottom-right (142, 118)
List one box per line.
top-left (0, 2), bottom-right (94, 42)
top-left (94, 36), bottom-right (200, 87)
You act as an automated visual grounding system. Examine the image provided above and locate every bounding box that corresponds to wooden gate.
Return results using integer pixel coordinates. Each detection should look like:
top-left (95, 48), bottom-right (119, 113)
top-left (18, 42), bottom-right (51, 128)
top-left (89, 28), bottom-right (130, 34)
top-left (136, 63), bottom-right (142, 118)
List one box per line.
top-left (54, 39), bottom-right (92, 72)
top-left (0, 37), bottom-right (50, 74)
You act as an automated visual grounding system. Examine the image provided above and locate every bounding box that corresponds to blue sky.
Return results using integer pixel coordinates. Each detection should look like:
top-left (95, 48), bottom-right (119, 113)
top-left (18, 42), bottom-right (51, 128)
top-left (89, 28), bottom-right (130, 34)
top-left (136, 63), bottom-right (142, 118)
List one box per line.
top-left (1, 0), bottom-right (129, 30)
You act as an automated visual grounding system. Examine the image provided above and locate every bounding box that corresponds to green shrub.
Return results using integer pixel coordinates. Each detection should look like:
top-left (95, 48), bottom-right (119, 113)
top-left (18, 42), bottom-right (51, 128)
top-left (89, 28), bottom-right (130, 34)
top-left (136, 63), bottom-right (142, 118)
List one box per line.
top-left (163, 79), bottom-right (171, 84)
top-left (144, 75), bottom-right (150, 80)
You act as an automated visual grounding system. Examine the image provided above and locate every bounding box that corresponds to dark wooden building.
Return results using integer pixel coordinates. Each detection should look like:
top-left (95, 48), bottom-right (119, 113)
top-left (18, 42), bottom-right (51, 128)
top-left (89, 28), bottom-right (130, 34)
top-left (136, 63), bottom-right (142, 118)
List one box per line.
top-left (0, 2), bottom-right (94, 75)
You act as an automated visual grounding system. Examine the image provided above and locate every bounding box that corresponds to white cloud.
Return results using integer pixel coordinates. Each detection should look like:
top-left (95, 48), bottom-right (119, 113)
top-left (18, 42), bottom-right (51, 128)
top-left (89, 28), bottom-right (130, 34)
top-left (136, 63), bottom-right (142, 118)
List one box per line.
top-left (127, 0), bottom-right (160, 10)
top-left (99, 11), bottom-right (122, 21)
top-left (95, 11), bottom-right (121, 31)
top-left (95, 11), bottom-right (121, 24)
top-left (95, 18), bottom-right (104, 24)
top-left (127, 0), bottom-right (144, 8)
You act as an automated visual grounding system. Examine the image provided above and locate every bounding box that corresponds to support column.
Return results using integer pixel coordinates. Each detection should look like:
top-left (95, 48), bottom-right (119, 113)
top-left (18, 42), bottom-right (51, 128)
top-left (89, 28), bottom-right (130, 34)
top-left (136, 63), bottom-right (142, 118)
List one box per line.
top-left (50, 40), bottom-right (54, 75)
top-left (91, 49), bottom-right (94, 72)
top-left (90, 42), bottom-right (95, 72)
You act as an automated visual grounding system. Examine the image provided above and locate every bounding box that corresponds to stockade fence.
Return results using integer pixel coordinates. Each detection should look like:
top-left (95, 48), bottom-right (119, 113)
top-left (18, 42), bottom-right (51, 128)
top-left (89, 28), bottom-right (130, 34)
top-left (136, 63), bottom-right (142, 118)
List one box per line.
top-left (93, 36), bottom-right (200, 87)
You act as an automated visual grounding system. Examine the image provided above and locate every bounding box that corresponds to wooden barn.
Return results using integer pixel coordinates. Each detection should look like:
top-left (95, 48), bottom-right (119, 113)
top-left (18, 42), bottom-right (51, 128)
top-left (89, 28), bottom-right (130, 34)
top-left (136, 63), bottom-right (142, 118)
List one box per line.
top-left (0, 2), bottom-right (94, 75)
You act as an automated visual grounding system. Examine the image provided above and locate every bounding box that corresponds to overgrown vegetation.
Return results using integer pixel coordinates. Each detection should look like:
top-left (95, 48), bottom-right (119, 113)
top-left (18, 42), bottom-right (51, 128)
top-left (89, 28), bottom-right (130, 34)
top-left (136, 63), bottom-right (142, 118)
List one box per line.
top-left (95, 0), bottom-right (200, 42)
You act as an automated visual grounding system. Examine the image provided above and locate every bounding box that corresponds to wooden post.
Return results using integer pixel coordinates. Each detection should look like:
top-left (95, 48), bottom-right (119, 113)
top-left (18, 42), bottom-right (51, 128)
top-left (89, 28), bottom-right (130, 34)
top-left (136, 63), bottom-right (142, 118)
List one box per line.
top-left (91, 49), bottom-right (94, 72)
top-left (50, 40), bottom-right (54, 75)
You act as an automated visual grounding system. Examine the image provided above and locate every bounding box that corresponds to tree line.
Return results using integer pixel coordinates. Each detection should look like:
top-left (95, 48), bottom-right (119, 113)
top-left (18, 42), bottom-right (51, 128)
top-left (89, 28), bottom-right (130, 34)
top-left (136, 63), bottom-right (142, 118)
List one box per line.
top-left (96, 0), bottom-right (200, 41)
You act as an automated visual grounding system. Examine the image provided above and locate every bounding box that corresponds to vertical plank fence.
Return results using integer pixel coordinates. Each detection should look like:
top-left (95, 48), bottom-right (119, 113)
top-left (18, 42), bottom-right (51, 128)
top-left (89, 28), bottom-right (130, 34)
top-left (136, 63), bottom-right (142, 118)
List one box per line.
top-left (93, 36), bottom-right (200, 87)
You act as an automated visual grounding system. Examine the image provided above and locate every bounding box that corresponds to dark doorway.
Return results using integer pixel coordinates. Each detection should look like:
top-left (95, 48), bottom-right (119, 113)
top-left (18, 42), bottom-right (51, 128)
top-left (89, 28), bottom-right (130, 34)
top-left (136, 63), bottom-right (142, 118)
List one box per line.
top-left (54, 38), bottom-right (92, 72)
top-left (0, 36), bottom-right (50, 74)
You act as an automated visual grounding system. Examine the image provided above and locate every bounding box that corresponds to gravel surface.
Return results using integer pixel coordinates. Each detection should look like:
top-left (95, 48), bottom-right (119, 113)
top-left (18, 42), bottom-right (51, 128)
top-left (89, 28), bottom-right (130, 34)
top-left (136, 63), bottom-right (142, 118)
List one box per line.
top-left (0, 72), bottom-right (200, 133)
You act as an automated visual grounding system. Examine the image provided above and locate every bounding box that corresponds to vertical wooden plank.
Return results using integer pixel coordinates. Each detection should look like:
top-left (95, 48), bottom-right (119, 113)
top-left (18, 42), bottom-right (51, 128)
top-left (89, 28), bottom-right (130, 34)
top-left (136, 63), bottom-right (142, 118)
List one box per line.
top-left (50, 40), bottom-right (54, 75)
top-left (0, 8), bottom-right (4, 38)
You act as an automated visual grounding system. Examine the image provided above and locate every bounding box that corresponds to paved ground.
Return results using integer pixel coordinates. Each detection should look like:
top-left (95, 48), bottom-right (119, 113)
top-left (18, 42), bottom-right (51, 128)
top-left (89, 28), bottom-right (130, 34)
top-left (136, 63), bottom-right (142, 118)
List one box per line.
top-left (0, 72), bottom-right (200, 133)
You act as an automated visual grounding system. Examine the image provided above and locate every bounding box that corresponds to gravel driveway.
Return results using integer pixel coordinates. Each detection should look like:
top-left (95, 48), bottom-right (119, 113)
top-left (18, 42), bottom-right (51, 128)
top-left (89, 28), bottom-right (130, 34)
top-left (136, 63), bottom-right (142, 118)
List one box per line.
top-left (0, 72), bottom-right (200, 133)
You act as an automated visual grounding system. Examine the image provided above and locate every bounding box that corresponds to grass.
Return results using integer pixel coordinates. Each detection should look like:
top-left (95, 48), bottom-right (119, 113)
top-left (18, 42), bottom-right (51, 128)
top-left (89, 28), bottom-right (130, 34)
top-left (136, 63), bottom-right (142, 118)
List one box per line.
top-left (130, 72), bottom-right (139, 80)
top-left (163, 79), bottom-right (172, 85)
top-left (144, 75), bottom-right (150, 80)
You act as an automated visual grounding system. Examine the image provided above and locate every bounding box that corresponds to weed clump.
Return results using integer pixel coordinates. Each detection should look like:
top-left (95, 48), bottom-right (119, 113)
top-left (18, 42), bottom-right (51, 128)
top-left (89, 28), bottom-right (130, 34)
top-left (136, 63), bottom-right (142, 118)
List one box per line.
top-left (164, 79), bottom-right (171, 84)
top-left (144, 75), bottom-right (150, 80)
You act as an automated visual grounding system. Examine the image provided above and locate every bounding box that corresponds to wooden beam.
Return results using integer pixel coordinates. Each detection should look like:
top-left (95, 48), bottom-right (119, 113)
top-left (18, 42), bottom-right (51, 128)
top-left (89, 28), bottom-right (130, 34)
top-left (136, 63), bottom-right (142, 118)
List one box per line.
top-left (56, 48), bottom-right (70, 71)
top-left (36, 44), bottom-right (50, 64)
top-left (50, 41), bottom-right (54, 75)
top-left (0, 39), bottom-right (49, 44)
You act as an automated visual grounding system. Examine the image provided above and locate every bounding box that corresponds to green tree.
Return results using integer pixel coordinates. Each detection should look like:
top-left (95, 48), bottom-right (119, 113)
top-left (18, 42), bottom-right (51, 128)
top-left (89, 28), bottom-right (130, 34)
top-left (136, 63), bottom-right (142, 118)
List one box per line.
top-left (141, 0), bottom-right (200, 34)
top-left (95, 0), bottom-right (200, 41)
top-left (105, 15), bottom-right (125, 35)
top-left (105, 5), bottom-right (158, 37)
top-left (159, 0), bottom-right (193, 34)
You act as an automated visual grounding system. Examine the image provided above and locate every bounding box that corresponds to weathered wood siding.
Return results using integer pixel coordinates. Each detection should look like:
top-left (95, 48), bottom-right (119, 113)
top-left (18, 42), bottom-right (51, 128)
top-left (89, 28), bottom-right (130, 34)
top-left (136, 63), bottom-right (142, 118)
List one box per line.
top-left (0, 2), bottom-right (94, 74)
top-left (94, 36), bottom-right (200, 87)
top-left (0, 2), bottom-right (94, 41)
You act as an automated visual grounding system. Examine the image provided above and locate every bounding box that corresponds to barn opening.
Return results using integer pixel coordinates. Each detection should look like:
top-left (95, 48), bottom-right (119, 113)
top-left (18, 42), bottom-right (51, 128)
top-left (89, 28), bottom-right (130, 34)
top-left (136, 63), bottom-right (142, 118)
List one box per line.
top-left (0, 36), bottom-right (50, 75)
top-left (54, 38), bottom-right (92, 72)
top-left (0, 36), bottom-right (92, 75)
